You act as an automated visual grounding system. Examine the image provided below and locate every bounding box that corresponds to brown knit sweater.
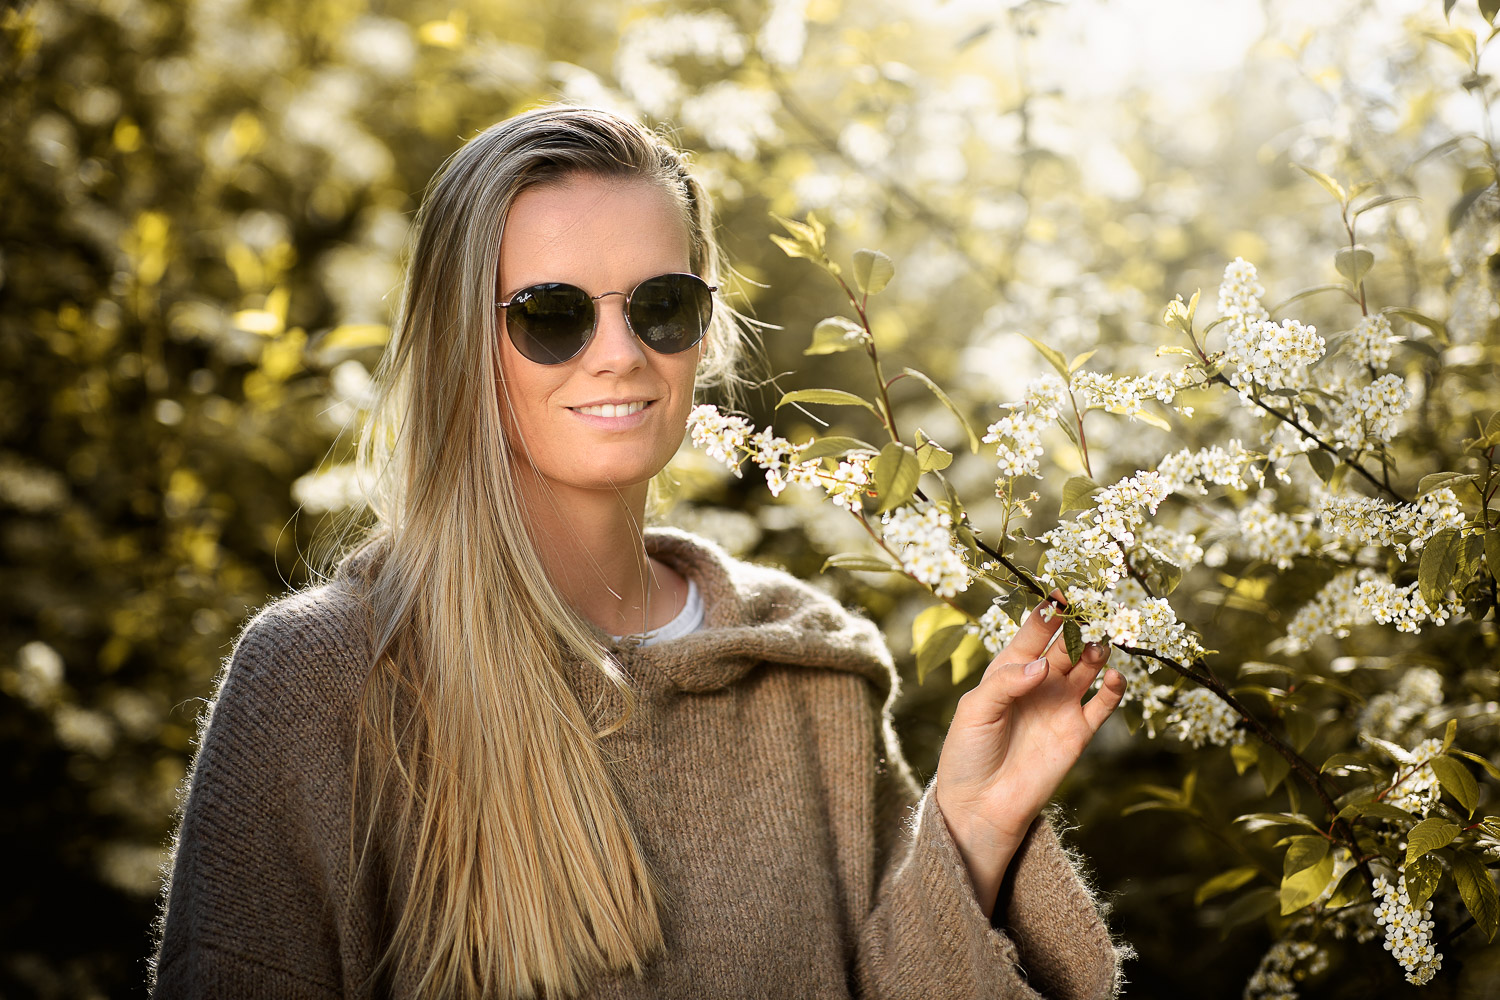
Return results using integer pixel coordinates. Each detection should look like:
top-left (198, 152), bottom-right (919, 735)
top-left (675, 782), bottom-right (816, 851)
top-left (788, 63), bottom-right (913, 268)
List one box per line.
top-left (149, 527), bottom-right (1126, 999)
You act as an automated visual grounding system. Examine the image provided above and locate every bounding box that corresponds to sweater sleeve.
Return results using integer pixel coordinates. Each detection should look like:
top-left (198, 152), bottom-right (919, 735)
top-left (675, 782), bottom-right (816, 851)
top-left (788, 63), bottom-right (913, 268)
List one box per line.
top-left (850, 684), bottom-right (1125, 1000)
top-left (149, 602), bottom-right (353, 1000)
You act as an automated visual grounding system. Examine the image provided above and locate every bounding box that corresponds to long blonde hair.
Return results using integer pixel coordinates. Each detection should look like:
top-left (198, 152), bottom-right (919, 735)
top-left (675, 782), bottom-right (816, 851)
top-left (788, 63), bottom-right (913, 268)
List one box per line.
top-left (340, 106), bottom-right (747, 998)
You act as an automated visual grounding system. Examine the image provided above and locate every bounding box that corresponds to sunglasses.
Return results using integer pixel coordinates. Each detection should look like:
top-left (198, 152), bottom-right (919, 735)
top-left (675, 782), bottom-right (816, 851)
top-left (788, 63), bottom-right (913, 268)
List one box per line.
top-left (496, 272), bottom-right (716, 365)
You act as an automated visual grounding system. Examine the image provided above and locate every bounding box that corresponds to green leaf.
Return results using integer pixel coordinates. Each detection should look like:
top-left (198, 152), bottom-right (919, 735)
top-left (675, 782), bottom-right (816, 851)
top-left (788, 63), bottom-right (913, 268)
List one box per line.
top-left (1482, 0), bottom-right (1500, 25)
top-left (951, 632), bottom-right (989, 685)
top-left (1453, 850), bottom-right (1499, 942)
top-left (1295, 163), bottom-right (1347, 203)
top-left (872, 442), bottom-right (922, 514)
top-left (1405, 852), bottom-right (1444, 910)
top-left (912, 604), bottom-right (967, 652)
top-left (1283, 835), bottom-right (1330, 878)
top-left (1280, 849), bottom-right (1335, 915)
top-left (1060, 475), bottom-right (1103, 513)
top-left (795, 436), bottom-right (877, 462)
top-left (1320, 752), bottom-right (1375, 774)
top-left (805, 316), bottom-right (867, 355)
top-left (1068, 349), bottom-right (1098, 373)
top-left (822, 553), bottom-right (900, 574)
top-left (1431, 756), bottom-right (1479, 816)
top-left (1442, 718), bottom-right (1459, 754)
top-left (916, 623), bottom-right (970, 683)
top-left (1284, 709), bottom-right (1318, 753)
top-left (1269, 283), bottom-right (1348, 313)
top-left (1116, 406), bottom-right (1172, 431)
top-left (1418, 471), bottom-right (1479, 495)
top-left (1230, 743), bottom-right (1258, 776)
top-left (1236, 811), bottom-right (1322, 834)
top-left (769, 233), bottom-right (815, 261)
top-left (1337, 800), bottom-right (1416, 825)
top-left (1352, 194), bottom-right (1418, 217)
top-left (1453, 748), bottom-right (1500, 781)
top-left (852, 248), bottom-right (894, 295)
top-left (1194, 866), bottom-right (1260, 907)
top-left (1155, 345), bottom-right (1199, 358)
top-left (778, 388), bottom-right (882, 420)
top-left (1307, 449), bottom-right (1335, 484)
top-left (1406, 817), bottom-right (1460, 867)
top-left (1023, 335), bottom-right (1071, 380)
top-left (1325, 867), bottom-right (1365, 910)
top-left (1063, 619), bottom-right (1084, 665)
top-left (1385, 306), bottom-right (1452, 346)
top-left (903, 367), bottom-right (981, 453)
top-left (1486, 527), bottom-right (1500, 584)
top-left (1335, 245), bottom-right (1375, 284)
top-left (1259, 744), bottom-right (1292, 795)
top-left (1419, 527), bottom-right (1463, 606)
top-left (915, 438), bottom-right (953, 473)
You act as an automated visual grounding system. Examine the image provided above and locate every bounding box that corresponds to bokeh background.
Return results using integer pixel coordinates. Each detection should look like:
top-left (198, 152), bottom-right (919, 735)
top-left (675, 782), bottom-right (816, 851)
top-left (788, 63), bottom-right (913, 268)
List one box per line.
top-left (3, 0), bottom-right (1498, 996)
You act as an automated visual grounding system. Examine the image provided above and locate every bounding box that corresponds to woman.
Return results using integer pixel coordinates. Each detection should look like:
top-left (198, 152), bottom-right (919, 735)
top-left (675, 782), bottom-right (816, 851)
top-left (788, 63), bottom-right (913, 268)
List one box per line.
top-left (149, 105), bottom-right (1128, 999)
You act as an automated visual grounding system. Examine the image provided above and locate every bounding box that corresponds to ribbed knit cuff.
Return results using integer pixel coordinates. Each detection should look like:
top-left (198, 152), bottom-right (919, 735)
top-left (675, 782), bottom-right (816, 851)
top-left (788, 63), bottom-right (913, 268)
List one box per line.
top-left (912, 780), bottom-right (1042, 998)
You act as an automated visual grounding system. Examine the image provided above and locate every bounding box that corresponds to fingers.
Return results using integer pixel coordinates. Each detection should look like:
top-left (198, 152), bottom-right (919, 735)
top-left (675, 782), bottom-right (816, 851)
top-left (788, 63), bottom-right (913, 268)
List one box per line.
top-left (1003, 591), bottom-right (1069, 663)
top-left (969, 656), bottom-right (1050, 718)
top-left (1082, 668), bottom-right (1128, 733)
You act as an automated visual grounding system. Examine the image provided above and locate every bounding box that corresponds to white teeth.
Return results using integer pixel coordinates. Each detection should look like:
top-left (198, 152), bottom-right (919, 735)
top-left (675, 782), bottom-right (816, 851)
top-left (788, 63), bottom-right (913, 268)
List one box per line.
top-left (573, 401), bottom-right (649, 418)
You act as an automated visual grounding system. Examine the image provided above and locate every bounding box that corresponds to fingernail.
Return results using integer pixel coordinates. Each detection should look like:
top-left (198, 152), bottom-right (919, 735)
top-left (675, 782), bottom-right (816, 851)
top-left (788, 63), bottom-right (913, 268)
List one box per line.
top-left (1084, 642), bottom-right (1104, 661)
top-left (1025, 657), bottom-right (1046, 676)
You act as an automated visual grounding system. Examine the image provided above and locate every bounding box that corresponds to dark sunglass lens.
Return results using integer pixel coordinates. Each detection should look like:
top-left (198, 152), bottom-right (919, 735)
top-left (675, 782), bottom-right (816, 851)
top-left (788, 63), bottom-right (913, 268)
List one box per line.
top-left (629, 274), bottom-right (711, 354)
top-left (507, 284), bottom-right (592, 364)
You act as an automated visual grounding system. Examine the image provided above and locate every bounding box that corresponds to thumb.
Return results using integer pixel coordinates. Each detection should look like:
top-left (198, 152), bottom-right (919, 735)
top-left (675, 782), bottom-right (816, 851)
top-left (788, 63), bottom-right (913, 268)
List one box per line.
top-left (975, 656), bottom-right (1049, 713)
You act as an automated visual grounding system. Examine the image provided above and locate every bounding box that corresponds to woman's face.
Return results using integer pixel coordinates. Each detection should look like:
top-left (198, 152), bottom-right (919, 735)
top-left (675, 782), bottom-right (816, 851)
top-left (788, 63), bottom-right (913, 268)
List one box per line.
top-left (495, 173), bottom-right (702, 499)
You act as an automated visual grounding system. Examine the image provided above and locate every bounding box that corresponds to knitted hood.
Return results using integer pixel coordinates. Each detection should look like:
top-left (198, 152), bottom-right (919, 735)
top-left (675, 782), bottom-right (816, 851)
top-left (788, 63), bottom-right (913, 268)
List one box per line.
top-left (330, 525), bottom-right (898, 701)
top-left (627, 526), bottom-right (897, 698)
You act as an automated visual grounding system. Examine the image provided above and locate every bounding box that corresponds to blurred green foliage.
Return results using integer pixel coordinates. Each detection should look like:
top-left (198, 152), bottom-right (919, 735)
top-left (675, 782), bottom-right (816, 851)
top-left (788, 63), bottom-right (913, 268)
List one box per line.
top-left (3, 0), bottom-right (1499, 996)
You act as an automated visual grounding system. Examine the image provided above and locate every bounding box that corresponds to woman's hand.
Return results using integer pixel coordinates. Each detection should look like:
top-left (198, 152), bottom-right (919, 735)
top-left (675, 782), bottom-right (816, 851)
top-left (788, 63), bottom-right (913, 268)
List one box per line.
top-left (932, 594), bottom-right (1127, 918)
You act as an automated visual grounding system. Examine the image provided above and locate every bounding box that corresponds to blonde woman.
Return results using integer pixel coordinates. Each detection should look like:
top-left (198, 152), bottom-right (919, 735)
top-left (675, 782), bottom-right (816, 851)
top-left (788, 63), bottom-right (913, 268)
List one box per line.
top-left (149, 106), bottom-right (1129, 999)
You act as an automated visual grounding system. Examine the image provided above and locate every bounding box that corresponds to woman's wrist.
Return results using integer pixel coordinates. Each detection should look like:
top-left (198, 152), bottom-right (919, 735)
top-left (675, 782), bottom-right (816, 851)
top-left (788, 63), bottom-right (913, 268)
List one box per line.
top-left (933, 791), bottom-right (1030, 921)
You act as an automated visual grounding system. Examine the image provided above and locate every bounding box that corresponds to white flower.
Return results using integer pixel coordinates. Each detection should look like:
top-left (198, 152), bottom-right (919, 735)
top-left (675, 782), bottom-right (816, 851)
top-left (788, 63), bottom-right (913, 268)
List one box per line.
top-left (1225, 317), bottom-right (1326, 397)
top-left (880, 504), bottom-right (971, 597)
top-left (1329, 373), bottom-right (1409, 451)
top-left (1384, 737), bottom-right (1445, 817)
top-left (1349, 313), bottom-right (1398, 370)
top-left (968, 600), bottom-right (1021, 654)
top-left (1372, 874), bottom-right (1442, 985)
top-left (1229, 493), bottom-right (1315, 569)
top-left (1164, 687), bottom-right (1244, 748)
top-left (1314, 488), bottom-right (1464, 561)
top-left (686, 403), bottom-right (752, 476)
top-left (1244, 938), bottom-right (1329, 1000)
top-left (984, 374), bottom-right (1067, 483)
top-left (1218, 257), bottom-right (1271, 334)
top-left (1071, 368), bottom-right (1198, 420)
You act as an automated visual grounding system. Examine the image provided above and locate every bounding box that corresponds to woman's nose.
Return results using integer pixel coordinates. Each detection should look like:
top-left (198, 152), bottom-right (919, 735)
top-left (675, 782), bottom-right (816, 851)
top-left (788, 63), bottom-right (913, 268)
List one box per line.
top-left (582, 292), bottom-right (646, 374)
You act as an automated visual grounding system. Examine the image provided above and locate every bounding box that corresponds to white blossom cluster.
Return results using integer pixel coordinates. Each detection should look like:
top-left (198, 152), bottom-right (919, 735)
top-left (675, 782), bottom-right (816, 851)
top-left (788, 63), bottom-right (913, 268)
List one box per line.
top-left (1070, 368), bottom-right (1198, 420)
top-left (1163, 686), bottom-right (1245, 748)
top-left (968, 599), bottom-right (1022, 654)
top-left (1229, 493), bottom-right (1316, 569)
top-left (1218, 257), bottom-right (1271, 334)
top-left (1243, 939), bottom-right (1329, 1000)
top-left (1156, 440), bottom-right (1259, 494)
top-left (983, 374), bottom-right (1067, 482)
top-left (1217, 260), bottom-right (1326, 397)
top-left (1372, 874), bottom-right (1442, 985)
top-left (1383, 737), bottom-right (1445, 817)
top-left (1225, 317), bottom-right (1327, 397)
top-left (1282, 569), bottom-right (1455, 653)
top-left (1359, 668), bottom-right (1444, 741)
top-left (688, 404), bottom-right (873, 510)
top-left (824, 454), bottom-right (874, 512)
top-left (1314, 489), bottom-right (1465, 560)
top-left (1137, 522), bottom-right (1205, 571)
top-left (1058, 577), bottom-right (1205, 663)
top-left (1328, 373), bottom-right (1409, 452)
top-left (879, 504), bottom-right (971, 597)
top-left (1349, 313), bottom-right (1398, 370)
top-left (687, 403), bottom-right (753, 476)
